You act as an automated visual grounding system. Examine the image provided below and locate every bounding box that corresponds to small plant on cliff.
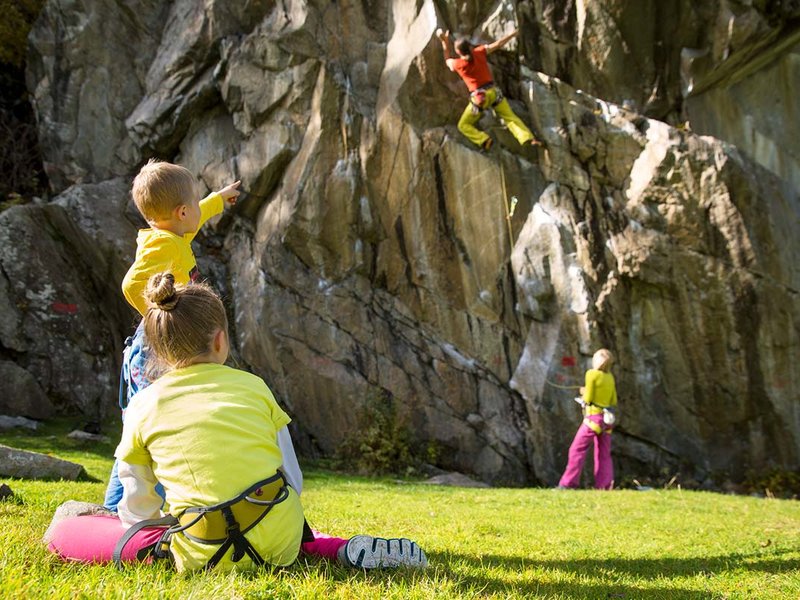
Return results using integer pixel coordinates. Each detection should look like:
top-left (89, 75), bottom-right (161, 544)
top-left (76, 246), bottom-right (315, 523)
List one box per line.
top-left (336, 389), bottom-right (420, 476)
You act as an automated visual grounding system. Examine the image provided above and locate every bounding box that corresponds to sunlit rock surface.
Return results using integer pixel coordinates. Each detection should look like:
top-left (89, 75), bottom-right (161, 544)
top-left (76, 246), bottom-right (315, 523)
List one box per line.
top-left (16, 0), bottom-right (800, 485)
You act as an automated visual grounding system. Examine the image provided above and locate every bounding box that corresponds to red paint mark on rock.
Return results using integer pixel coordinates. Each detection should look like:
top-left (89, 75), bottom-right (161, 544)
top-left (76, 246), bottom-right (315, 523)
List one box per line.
top-left (561, 356), bottom-right (576, 367)
top-left (52, 302), bottom-right (78, 315)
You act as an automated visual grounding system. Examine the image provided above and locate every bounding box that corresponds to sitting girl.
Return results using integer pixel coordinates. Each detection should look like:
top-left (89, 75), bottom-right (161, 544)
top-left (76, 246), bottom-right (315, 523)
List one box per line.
top-left (46, 273), bottom-right (427, 571)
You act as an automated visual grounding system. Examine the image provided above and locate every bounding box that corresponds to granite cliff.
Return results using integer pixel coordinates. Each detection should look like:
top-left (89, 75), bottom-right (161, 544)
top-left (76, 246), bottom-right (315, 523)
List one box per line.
top-left (4, 0), bottom-right (797, 485)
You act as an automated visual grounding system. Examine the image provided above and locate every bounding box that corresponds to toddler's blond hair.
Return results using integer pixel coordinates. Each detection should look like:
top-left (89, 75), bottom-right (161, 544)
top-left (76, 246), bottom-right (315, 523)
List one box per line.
top-left (592, 349), bottom-right (614, 372)
top-left (132, 159), bottom-right (197, 222)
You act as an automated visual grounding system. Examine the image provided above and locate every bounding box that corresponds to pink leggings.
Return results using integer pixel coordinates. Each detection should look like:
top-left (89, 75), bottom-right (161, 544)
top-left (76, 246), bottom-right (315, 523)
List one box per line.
top-left (558, 413), bottom-right (614, 489)
top-left (46, 515), bottom-right (347, 564)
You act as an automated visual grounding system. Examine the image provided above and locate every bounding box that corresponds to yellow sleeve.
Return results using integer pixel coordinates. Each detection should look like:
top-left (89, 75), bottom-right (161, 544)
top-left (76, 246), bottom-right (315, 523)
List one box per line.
top-left (188, 192), bottom-right (224, 241)
top-left (122, 236), bottom-right (180, 316)
top-left (263, 384), bottom-right (291, 431)
top-left (115, 409), bottom-right (151, 466)
top-left (583, 370), bottom-right (599, 405)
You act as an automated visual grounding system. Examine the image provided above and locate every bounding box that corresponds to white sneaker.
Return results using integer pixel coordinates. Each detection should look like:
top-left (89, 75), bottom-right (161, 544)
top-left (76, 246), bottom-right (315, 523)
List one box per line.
top-left (342, 535), bottom-right (428, 569)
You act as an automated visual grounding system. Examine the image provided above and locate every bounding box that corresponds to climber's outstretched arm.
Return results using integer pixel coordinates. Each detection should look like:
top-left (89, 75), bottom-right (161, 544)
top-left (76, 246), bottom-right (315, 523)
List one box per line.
top-left (437, 29), bottom-right (457, 71)
top-left (486, 29), bottom-right (519, 54)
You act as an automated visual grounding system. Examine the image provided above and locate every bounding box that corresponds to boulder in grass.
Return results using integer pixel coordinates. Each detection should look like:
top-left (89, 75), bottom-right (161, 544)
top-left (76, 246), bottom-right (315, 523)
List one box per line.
top-left (67, 430), bottom-right (111, 444)
top-left (0, 416), bottom-right (41, 431)
top-left (0, 483), bottom-right (14, 499)
top-left (424, 472), bottom-right (490, 488)
top-left (0, 444), bottom-right (84, 481)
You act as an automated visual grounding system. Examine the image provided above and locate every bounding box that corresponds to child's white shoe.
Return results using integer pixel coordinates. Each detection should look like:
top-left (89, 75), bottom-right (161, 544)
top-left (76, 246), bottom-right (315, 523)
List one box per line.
top-left (341, 535), bottom-right (428, 569)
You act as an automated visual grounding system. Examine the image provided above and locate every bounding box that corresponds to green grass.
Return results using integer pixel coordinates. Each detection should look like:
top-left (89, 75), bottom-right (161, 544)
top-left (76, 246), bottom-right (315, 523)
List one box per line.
top-left (1, 423), bottom-right (799, 599)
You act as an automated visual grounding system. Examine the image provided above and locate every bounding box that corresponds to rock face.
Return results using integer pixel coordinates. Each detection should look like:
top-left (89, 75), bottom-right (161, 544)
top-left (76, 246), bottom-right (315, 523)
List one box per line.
top-left (0, 361), bottom-right (54, 419)
top-left (0, 201), bottom-right (133, 421)
top-left (20, 0), bottom-right (800, 485)
top-left (524, 0), bottom-right (800, 212)
top-left (685, 42), bottom-right (800, 193)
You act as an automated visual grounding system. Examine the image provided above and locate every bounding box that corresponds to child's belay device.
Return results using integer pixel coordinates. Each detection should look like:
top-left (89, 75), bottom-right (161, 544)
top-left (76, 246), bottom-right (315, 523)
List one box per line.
top-left (113, 471), bottom-right (290, 570)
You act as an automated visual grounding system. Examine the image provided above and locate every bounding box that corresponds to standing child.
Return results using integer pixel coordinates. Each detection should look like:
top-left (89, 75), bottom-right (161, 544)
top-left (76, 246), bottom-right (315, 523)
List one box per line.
top-left (437, 28), bottom-right (541, 152)
top-left (47, 275), bottom-right (427, 571)
top-left (558, 349), bottom-right (618, 490)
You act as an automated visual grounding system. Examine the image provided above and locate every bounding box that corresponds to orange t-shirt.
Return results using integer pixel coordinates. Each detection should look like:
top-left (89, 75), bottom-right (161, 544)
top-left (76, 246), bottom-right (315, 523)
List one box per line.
top-left (447, 45), bottom-right (493, 92)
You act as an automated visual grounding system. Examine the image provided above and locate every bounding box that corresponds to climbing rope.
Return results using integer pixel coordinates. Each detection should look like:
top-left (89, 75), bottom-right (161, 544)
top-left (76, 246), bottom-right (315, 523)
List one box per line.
top-left (544, 379), bottom-right (582, 390)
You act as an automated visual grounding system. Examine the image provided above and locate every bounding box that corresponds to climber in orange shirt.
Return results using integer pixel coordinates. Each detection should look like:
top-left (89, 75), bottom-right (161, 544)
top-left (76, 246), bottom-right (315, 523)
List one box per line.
top-left (437, 28), bottom-right (541, 152)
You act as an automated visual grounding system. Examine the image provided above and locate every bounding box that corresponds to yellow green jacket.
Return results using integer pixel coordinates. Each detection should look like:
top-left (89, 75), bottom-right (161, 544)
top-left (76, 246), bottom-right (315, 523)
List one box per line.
top-left (583, 369), bottom-right (617, 414)
top-left (122, 193), bottom-right (223, 316)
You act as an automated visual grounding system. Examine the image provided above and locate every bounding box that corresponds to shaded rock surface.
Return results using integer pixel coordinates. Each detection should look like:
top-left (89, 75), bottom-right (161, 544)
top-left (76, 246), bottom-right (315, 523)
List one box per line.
top-left (0, 203), bottom-right (133, 421)
top-left (0, 361), bottom-right (54, 420)
top-left (17, 0), bottom-right (800, 485)
top-left (0, 444), bottom-right (84, 480)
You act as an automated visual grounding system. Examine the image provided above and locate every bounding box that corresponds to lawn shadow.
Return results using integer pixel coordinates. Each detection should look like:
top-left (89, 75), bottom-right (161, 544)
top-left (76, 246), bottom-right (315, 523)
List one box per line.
top-left (432, 549), bottom-right (799, 598)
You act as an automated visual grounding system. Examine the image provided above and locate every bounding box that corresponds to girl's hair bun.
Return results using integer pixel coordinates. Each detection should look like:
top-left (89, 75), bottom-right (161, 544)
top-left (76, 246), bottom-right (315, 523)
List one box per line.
top-left (146, 272), bottom-right (179, 310)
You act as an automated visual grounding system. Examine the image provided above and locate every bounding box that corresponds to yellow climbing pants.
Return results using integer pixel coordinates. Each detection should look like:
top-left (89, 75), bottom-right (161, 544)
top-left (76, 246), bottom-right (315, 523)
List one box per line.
top-left (457, 86), bottom-right (534, 148)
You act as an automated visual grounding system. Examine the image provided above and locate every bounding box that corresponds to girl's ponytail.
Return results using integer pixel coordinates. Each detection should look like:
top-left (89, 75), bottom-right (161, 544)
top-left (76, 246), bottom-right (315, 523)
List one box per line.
top-left (145, 272), bottom-right (179, 310)
top-left (143, 272), bottom-right (227, 375)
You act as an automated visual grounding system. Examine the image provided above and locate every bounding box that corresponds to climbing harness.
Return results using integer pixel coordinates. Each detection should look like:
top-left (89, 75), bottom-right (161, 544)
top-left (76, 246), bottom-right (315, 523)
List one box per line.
top-left (565, 393), bottom-right (616, 434)
top-left (581, 403), bottom-right (616, 434)
top-left (113, 471), bottom-right (291, 570)
top-left (470, 83), bottom-right (503, 115)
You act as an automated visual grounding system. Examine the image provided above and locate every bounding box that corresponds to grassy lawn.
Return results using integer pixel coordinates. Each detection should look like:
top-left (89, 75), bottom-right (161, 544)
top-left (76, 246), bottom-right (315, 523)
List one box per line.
top-left (1, 422), bottom-right (799, 599)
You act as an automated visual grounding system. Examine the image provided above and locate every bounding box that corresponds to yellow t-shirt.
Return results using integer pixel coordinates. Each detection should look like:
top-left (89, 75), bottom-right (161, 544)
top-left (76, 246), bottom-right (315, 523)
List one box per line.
top-left (583, 369), bottom-right (617, 410)
top-left (122, 193), bottom-right (223, 316)
top-left (116, 362), bottom-right (304, 571)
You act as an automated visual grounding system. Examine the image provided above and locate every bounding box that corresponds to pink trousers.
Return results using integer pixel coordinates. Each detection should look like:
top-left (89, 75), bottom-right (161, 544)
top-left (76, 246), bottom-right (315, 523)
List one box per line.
top-left (46, 515), bottom-right (346, 565)
top-left (558, 413), bottom-right (614, 489)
